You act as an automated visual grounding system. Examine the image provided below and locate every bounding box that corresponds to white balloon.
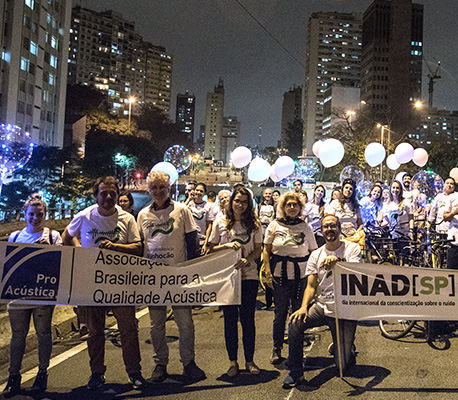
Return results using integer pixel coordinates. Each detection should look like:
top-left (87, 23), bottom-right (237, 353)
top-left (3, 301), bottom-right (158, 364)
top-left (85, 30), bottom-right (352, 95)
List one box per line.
top-left (413, 148), bottom-right (428, 167)
top-left (386, 154), bottom-right (400, 170)
top-left (394, 143), bottom-right (414, 164)
top-left (319, 139), bottom-right (344, 168)
top-left (395, 171), bottom-right (407, 183)
top-left (270, 166), bottom-right (281, 182)
top-left (312, 141), bottom-right (322, 157)
top-left (231, 146), bottom-right (252, 168)
top-left (364, 142), bottom-right (386, 167)
top-left (450, 168), bottom-right (458, 181)
top-left (247, 157), bottom-right (271, 182)
top-left (151, 161), bottom-right (178, 184)
top-left (273, 156), bottom-right (295, 179)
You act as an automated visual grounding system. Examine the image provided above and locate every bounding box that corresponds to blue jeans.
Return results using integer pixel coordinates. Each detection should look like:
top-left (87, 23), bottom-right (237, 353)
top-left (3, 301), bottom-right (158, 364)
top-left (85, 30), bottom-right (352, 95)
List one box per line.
top-left (8, 306), bottom-right (55, 374)
top-left (223, 280), bottom-right (258, 362)
top-left (288, 302), bottom-right (357, 378)
top-left (272, 278), bottom-right (307, 350)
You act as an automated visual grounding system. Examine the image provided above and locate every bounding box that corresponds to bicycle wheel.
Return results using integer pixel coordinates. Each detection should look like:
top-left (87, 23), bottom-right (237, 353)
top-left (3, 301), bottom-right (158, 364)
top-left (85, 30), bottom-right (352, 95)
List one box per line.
top-left (379, 319), bottom-right (416, 339)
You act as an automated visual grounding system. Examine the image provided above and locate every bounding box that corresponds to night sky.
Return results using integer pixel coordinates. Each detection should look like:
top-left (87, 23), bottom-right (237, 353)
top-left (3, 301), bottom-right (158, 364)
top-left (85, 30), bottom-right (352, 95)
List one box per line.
top-left (80, 0), bottom-right (458, 148)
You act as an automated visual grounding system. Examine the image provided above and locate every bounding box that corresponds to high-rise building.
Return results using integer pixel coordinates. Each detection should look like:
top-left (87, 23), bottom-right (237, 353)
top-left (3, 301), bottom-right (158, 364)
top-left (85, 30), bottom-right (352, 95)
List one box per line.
top-left (176, 91), bottom-right (195, 140)
top-left (361, 0), bottom-right (423, 138)
top-left (417, 108), bottom-right (458, 147)
top-left (281, 86), bottom-right (302, 149)
top-left (303, 12), bottom-right (362, 156)
top-left (204, 79), bottom-right (224, 161)
top-left (69, 7), bottom-right (173, 116)
top-left (142, 43), bottom-right (172, 115)
top-left (0, 0), bottom-right (72, 147)
top-left (222, 116), bottom-right (240, 165)
top-left (322, 85), bottom-right (361, 136)
top-left (196, 124), bottom-right (205, 156)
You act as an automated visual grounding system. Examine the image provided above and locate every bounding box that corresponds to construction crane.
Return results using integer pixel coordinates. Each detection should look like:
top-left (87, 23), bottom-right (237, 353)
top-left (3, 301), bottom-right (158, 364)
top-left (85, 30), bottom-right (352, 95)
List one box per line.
top-left (426, 61), bottom-right (441, 109)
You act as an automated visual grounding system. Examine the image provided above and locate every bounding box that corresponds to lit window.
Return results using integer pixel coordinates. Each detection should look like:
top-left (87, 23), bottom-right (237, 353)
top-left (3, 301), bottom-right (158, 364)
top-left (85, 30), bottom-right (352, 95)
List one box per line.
top-left (30, 41), bottom-right (38, 55)
top-left (20, 57), bottom-right (29, 71)
top-left (25, 0), bottom-right (34, 9)
top-left (50, 55), bottom-right (57, 68)
top-left (51, 36), bottom-right (58, 49)
top-left (48, 73), bottom-right (55, 85)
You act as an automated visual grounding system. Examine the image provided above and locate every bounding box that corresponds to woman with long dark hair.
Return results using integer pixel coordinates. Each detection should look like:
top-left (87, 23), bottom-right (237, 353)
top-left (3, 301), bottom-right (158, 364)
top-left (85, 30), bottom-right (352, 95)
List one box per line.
top-left (359, 184), bottom-right (383, 228)
top-left (263, 192), bottom-right (317, 364)
top-left (209, 186), bottom-right (262, 377)
top-left (327, 179), bottom-right (362, 237)
top-left (304, 185), bottom-right (327, 246)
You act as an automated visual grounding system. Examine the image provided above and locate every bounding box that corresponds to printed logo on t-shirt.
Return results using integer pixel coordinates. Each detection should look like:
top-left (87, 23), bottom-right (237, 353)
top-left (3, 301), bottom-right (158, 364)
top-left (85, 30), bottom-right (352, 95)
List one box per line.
top-left (231, 231), bottom-right (251, 245)
top-left (90, 227), bottom-right (122, 244)
top-left (192, 210), bottom-right (206, 220)
top-left (283, 232), bottom-right (305, 246)
top-left (150, 218), bottom-right (175, 238)
top-left (260, 210), bottom-right (274, 218)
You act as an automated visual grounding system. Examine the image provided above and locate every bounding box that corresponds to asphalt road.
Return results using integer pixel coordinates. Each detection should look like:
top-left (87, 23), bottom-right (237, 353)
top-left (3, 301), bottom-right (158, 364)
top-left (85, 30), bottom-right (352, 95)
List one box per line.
top-left (1, 295), bottom-right (458, 400)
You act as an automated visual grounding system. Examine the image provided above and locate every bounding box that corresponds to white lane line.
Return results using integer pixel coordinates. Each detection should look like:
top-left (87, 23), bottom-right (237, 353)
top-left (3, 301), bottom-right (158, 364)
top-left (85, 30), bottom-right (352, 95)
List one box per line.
top-left (21, 307), bottom-right (150, 383)
top-left (285, 389), bottom-right (295, 400)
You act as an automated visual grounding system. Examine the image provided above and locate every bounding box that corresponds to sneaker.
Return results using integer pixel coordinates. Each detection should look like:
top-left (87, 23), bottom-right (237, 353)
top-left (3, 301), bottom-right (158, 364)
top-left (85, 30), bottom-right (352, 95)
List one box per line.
top-left (183, 361), bottom-right (206, 381)
top-left (31, 370), bottom-right (48, 391)
top-left (282, 373), bottom-right (304, 389)
top-left (150, 364), bottom-right (168, 383)
top-left (3, 373), bottom-right (21, 397)
top-left (87, 373), bottom-right (105, 390)
top-left (129, 373), bottom-right (148, 390)
top-left (270, 348), bottom-right (282, 365)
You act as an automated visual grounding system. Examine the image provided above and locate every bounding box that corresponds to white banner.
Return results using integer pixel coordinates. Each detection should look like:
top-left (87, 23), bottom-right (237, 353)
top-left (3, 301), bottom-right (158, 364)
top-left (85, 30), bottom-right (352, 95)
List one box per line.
top-left (0, 242), bottom-right (241, 306)
top-left (334, 262), bottom-right (458, 320)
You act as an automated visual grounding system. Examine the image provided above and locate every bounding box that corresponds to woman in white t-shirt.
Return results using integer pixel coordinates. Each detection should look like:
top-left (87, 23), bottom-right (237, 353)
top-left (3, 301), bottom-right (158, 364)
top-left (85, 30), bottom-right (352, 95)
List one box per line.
top-left (304, 185), bottom-right (327, 247)
top-left (382, 180), bottom-right (413, 239)
top-left (3, 199), bottom-right (62, 396)
top-left (209, 186), bottom-right (262, 378)
top-left (263, 192), bottom-right (317, 364)
top-left (327, 179), bottom-right (362, 237)
top-left (359, 184), bottom-right (383, 228)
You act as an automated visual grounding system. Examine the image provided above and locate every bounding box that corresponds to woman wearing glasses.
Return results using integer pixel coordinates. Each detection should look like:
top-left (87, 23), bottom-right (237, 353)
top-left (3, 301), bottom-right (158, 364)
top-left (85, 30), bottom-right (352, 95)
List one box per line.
top-left (209, 186), bottom-right (262, 378)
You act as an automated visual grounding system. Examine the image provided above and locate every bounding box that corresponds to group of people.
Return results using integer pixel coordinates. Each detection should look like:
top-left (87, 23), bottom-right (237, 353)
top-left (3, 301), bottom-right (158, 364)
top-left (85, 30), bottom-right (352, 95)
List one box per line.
top-left (4, 171), bottom-right (458, 395)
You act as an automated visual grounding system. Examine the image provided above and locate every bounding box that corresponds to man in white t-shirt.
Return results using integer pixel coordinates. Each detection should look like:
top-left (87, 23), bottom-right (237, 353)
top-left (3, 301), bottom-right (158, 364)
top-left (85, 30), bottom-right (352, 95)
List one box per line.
top-left (429, 177), bottom-right (456, 233)
top-left (62, 176), bottom-right (146, 391)
top-left (283, 214), bottom-right (361, 388)
top-left (137, 171), bottom-right (205, 383)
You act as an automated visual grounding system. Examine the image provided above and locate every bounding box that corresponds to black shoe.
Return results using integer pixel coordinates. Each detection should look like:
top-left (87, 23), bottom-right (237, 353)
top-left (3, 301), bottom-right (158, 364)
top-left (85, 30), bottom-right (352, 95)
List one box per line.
top-left (129, 373), bottom-right (148, 390)
top-left (282, 373), bottom-right (304, 389)
top-left (270, 348), bottom-right (282, 365)
top-left (150, 364), bottom-right (168, 383)
top-left (3, 374), bottom-right (21, 397)
top-left (87, 373), bottom-right (105, 390)
top-left (31, 370), bottom-right (48, 391)
top-left (183, 361), bottom-right (206, 381)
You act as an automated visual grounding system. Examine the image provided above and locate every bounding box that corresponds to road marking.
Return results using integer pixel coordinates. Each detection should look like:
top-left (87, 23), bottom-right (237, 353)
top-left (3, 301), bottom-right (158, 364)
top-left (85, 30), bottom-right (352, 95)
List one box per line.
top-left (285, 389), bottom-right (295, 400)
top-left (21, 307), bottom-right (150, 383)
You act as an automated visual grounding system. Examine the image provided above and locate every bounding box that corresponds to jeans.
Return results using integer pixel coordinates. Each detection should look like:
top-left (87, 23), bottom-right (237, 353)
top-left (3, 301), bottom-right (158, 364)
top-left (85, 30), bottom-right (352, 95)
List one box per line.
top-left (272, 278), bottom-right (307, 350)
top-left (8, 306), bottom-right (55, 374)
top-left (288, 302), bottom-right (357, 378)
top-left (223, 280), bottom-right (258, 362)
top-left (149, 306), bottom-right (195, 366)
top-left (80, 305), bottom-right (141, 375)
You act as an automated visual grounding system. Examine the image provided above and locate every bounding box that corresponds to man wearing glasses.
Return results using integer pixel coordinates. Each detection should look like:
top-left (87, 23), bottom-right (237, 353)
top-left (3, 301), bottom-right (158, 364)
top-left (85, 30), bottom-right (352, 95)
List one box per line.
top-left (282, 214), bottom-right (361, 388)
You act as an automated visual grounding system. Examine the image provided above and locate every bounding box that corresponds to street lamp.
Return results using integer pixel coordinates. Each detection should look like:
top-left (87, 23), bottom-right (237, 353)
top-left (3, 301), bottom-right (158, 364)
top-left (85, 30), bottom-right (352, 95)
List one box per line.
top-left (128, 96), bottom-right (136, 130)
top-left (346, 110), bottom-right (356, 128)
